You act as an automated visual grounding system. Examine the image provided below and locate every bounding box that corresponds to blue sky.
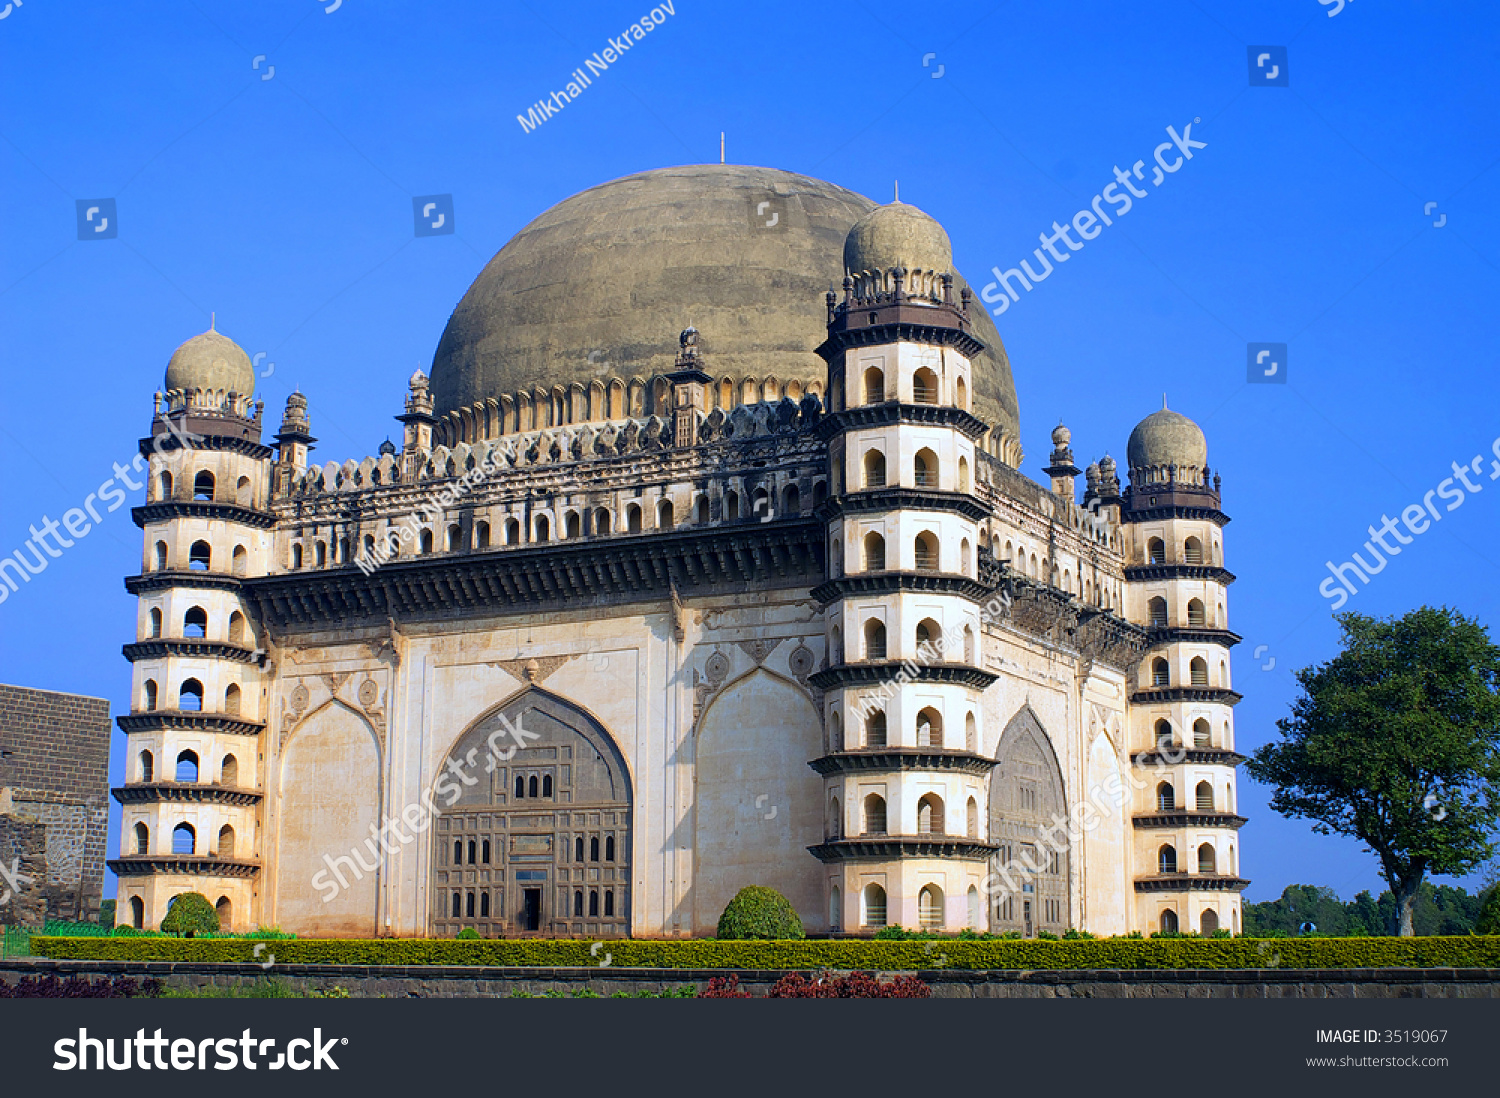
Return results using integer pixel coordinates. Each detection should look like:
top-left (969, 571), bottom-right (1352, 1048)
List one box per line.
top-left (2, 0), bottom-right (1498, 907)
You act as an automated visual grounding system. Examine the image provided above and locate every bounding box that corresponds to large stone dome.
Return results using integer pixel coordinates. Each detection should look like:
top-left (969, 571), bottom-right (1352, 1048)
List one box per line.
top-left (428, 164), bottom-right (1019, 441)
top-left (844, 200), bottom-right (953, 275)
top-left (164, 326), bottom-right (254, 396)
top-left (1126, 407), bottom-right (1207, 473)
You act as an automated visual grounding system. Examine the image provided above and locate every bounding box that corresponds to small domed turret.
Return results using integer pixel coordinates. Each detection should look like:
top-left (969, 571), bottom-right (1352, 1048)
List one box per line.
top-left (843, 201), bottom-right (953, 278)
top-left (165, 324), bottom-right (254, 397)
top-left (1126, 403), bottom-right (1207, 481)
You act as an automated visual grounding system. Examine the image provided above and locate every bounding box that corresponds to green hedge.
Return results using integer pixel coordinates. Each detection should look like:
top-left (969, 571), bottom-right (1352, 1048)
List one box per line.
top-left (28, 935), bottom-right (1500, 970)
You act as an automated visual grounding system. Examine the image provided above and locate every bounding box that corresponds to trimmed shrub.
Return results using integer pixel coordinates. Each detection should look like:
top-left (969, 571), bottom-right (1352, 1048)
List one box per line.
top-left (716, 886), bottom-right (805, 940)
top-left (29, 934), bottom-right (1500, 970)
top-left (160, 892), bottom-right (219, 937)
top-left (698, 975), bottom-right (751, 998)
top-left (456, 928), bottom-right (480, 940)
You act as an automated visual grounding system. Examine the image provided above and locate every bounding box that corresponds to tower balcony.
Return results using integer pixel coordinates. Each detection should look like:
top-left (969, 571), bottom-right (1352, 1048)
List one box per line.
top-left (808, 747), bottom-right (998, 777)
top-left (108, 854), bottom-right (261, 879)
top-left (808, 836), bottom-right (998, 864)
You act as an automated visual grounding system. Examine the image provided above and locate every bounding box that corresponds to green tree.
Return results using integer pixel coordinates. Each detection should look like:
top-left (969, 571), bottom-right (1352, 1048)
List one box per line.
top-left (1476, 887), bottom-right (1500, 935)
top-left (716, 886), bottom-right (805, 940)
top-left (1247, 608), bottom-right (1500, 936)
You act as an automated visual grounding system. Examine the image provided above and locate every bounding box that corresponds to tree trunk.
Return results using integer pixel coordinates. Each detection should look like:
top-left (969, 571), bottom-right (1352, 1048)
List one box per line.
top-left (1391, 875), bottom-right (1422, 937)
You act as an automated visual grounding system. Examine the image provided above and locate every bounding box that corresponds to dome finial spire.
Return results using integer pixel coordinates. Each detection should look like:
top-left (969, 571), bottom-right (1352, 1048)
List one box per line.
top-left (210, 311), bottom-right (216, 332)
top-left (1162, 392), bottom-right (1168, 410)
top-left (893, 179), bottom-right (899, 203)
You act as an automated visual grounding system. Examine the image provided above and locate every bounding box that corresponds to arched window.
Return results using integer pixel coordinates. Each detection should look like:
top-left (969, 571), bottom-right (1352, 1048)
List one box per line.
top-left (155, 541), bottom-right (169, 570)
top-left (236, 477), bottom-right (252, 506)
top-left (1155, 719), bottom-right (1174, 750)
top-left (1151, 658), bottom-right (1170, 687)
top-left (574, 891), bottom-right (584, 917)
top-left (912, 367), bottom-right (939, 404)
top-left (315, 540), bottom-right (328, 566)
top-left (482, 840), bottom-right (491, 864)
top-left (505, 518), bottom-right (521, 545)
top-left (228, 611), bottom-right (246, 644)
top-left (963, 625), bottom-right (975, 664)
top-left (917, 793), bottom-right (944, 835)
top-left (1198, 843), bottom-right (1217, 874)
top-left (866, 710), bottom-right (887, 747)
top-left (863, 883), bottom-right (887, 928)
top-left (590, 836), bottom-right (600, 861)
top-left (694, 496), bottom-right (710, 524)
top-left (956, 375), bottom-right (968, 411)
top-left (129, 895), bottom-right (145, 929)
top-left (543, 774), bottom-right (553, 797)
top-left (863, 794), bottom-right (887, 834)
top-left (826, 797), bottom-right (841, 839)
top-left (575, 836), bottom-right (584, 862)
top-left (916, 706), bottom-right (943, 748)
top-left (830, 625), bottom-right (843, 665)
top-left (782, 483), bottom-right (800, 514)
top-left (967, 884), bottom-right (980, 928)
top-left (830, 711), bottom-right (843, 751)
top-left (657, 500), bottom-right (674, 529)
top-left (1196, 781), bottom-right (1215, 811)
top-left (918, 884), bottom-right (944, 929)
top-left (862, 449), bottom-right (887, 489)
top-left (589, 890), bottom-right (600, 917)
top-left (220, 755), bottom-right (238, 786)
top-left (134, 822), bottom-right (150, 855)
top-left (223, 683), bottom-right (241, 715)
top-left (514, 775), bottom-right (525, 799)
top-left (138, 750), bottom-right (154, 783)
top-left (216, 895), bottom-right (233, 929)
top-left (560, 511), bottom-right (578, 539)
top-left (467, 893), bottom-right (475, 918)
top-left (863, 366), bottom-right (885, 404)
top-left (914, 448), bottom-right (938, 487)
top-left (446, 524), bottom-right (462, 551)
top-left (175, 750), bottom-right (199, 783)
top-left (863, 531), bottom-right (886, 571)
top-left (1148, 597), bottom-right (1167, 627)
top-left (605, 835), bottom-right (615, 861)
top-left (172, 823), bottom-right (195, 855)
top-left (1160, 908), bottom-right (1179, 934)
top-left (864, 619), bottom-right (887, 660)
top-left (1200, 908), bottom-right (1219, 935)
top-left (158, 471), bottom-right (173, 500)
top-left (452, 893), bottom-right (461, 917)
top-left (915, 618), bottom-right (941, 655)
top-left (453, 840), bottom-right (462, 864)
top-left (178, 679), bottom-right (203, 712)
top-left (604, 891), bottom-right (614, 917)
top-left (291, 543), bottom-right (303, 569)
top-left (468, 840), bottom-right (477, 865)
top-left (830, 885), bottom-right (842, 930)
top-left (725, 491), bottom-right (740, 521)
top-left (1183, 536), bottom-right (1204, 564)
top-left (593, 509), bottom-right (610, 535)
top-left (626, 504), bottom-right (642, 533)
top-left (476, 521), bottom-right (492, 548)
top-left (1156, 782), bottom-right (1175, 811)
top-left (1158, 844), bottom-right (1178, 874)
top-left (1147, 537), bottom-right (1166, 565)
top-left (1187, 598), bottom-right (1206, 627)
top-left (966, 795), bottom-right (979, 838)
top-left (1190, 657), bottom-right (1209, 686)
top-left (481, 893), bottom-right (491, 917)
top-left (528, 775), bottom-right (539, 798)
top-left (958, 456), bottom-right (971, 492)
top-left (143, 679), bottom-right (158, 712)
top-left (217, 824), bottom-right (235, 858)
top-left (189, 541), bottom-right (211, 571)
top-left (965, 711), bottom-right (977, 752)
top-left (149, 607), bottom-right (163, 638)
top-left (364, 534), bottom-right (377, 558)
top-left (193, 471), bottom-right (215, 501)
top-left (534, 515), bottom-right (550, 542)
top-left (914, 531), bottom-right (939, 571)
top-left (1193, 719), bottom-right (1211, 748)
top-left (960, 538), bottom-right (971, 574)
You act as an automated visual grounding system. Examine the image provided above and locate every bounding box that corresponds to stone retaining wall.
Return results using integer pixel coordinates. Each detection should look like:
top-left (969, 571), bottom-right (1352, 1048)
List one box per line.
top-left (3, 958), bottom-right (1498, 998)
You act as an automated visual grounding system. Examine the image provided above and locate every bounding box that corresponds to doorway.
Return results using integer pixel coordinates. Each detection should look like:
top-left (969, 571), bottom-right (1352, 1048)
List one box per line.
top-left (521, 888), bottom-right (542, 931)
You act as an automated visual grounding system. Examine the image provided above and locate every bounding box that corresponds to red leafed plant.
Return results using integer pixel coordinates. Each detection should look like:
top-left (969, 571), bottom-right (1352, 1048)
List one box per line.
top-left (697, 974), bottom-right (752, 998)
top-left (765, 971), bottom-right (931, 998)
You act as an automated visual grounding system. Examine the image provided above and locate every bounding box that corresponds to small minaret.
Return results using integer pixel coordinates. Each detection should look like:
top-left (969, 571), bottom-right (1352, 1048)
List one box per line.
top-left (272, 392), bottom-right (316, 497)
top-left (1042, 423), bottom-right (1081, 500)
top-left (667, 326), bottom-right (710, 449)
top-left (398, 371), bottom-right (436, 482)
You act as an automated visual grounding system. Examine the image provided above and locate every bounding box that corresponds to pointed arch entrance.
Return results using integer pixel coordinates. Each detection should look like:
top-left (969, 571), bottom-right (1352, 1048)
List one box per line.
top-left (988, 706), bottom-right (1070, 936)
top-left (432, 688), bottom-right (632, 938)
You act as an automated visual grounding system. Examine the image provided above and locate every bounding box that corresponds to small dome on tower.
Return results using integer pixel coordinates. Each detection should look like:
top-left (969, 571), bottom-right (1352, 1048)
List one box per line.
top-left (165, 325), bottom-right (255, 396)
top-left (1051, 423), bottom-right (1072, 447)
top-left (379, 438), bottom-right (397, 457)
top-left (843, 201), bottom-right (953, 275)
top-left (1126, 405), bottom-right (1207, 473)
